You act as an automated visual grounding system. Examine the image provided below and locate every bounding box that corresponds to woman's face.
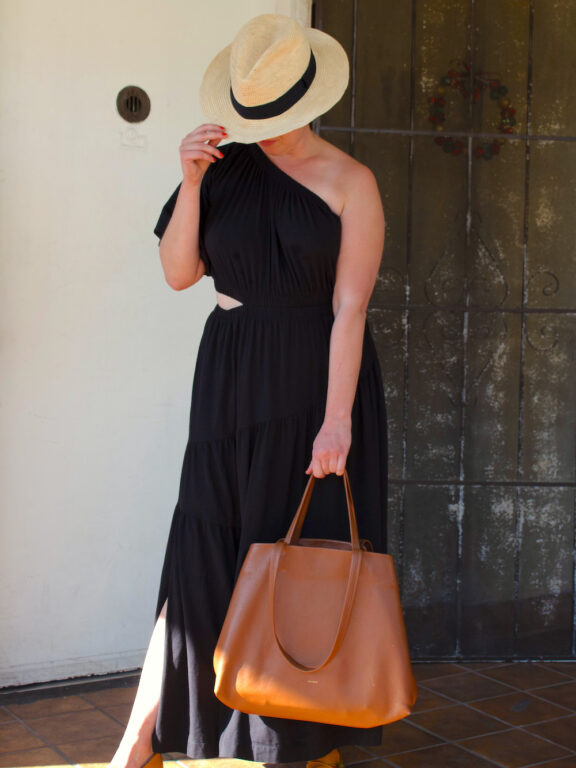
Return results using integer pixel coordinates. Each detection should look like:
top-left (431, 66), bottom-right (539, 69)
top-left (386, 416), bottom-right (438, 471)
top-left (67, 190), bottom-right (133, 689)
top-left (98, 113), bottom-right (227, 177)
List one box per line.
top-left (256, 124), bottom-right (312, 152)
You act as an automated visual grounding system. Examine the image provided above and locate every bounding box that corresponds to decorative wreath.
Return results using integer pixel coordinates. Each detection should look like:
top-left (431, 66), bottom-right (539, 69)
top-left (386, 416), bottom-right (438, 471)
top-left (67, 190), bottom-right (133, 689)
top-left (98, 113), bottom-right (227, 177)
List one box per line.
top-left (428, 60), bottom-right (517, 159)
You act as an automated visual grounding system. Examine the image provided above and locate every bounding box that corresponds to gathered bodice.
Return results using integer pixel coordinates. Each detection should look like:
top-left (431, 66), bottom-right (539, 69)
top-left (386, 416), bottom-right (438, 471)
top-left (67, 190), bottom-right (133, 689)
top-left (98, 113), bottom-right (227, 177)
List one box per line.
top-left (154, 141), bottom-right (342, 307)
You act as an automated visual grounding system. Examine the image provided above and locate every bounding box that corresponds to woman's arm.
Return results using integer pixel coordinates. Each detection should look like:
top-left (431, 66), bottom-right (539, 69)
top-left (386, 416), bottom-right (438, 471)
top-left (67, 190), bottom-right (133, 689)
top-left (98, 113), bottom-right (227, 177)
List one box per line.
top-left (159, 180), bottom-right (206, 290)
top-left (159, 124), bottom-right (226, 290)
top-left (306, 163), bottom-right (386, 478)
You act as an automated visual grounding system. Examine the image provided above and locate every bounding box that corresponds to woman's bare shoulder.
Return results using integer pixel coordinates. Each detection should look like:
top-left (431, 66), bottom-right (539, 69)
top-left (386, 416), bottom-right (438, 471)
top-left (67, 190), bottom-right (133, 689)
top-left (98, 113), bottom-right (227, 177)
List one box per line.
top-left (319, 139), bottom-right (385, 248)
top-left (318, 137), bottom-right (379, 192)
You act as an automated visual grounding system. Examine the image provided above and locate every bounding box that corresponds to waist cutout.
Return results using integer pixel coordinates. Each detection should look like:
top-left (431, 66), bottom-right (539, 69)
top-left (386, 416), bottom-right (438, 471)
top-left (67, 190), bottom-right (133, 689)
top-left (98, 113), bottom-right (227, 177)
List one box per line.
top-left (213, 284), bottom-right (334, 309)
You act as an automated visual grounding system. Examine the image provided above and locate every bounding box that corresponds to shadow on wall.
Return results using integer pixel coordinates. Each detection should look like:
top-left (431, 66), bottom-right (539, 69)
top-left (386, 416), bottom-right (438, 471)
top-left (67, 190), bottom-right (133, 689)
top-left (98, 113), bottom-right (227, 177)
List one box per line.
top-left (404, 593), bottom-right (575, 659)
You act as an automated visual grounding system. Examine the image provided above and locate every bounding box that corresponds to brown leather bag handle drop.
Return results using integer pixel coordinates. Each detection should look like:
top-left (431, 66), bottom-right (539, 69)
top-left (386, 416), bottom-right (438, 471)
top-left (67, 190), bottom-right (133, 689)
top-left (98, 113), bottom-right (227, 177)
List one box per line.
top-left (283, 469), bottom-right (362, 550)
top-left (268, 469), bottom-right (363, 672)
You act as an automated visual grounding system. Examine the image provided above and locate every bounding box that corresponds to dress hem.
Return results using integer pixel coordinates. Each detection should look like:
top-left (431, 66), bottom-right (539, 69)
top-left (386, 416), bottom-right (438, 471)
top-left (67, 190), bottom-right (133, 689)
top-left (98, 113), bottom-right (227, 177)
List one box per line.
top-left (153, 734), bottom-right (383, 764)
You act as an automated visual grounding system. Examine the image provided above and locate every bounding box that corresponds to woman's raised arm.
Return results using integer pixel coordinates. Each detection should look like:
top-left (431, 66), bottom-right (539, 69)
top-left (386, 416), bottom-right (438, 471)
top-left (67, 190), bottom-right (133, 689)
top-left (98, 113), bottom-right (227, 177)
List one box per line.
top-left (159, 124), bottom-right (226, 290)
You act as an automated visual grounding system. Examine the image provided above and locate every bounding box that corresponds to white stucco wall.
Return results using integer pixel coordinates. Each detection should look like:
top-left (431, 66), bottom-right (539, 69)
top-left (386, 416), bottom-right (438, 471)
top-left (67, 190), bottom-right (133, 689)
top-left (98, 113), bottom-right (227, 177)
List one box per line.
top-left (0, 0), bottom-right (311, 687)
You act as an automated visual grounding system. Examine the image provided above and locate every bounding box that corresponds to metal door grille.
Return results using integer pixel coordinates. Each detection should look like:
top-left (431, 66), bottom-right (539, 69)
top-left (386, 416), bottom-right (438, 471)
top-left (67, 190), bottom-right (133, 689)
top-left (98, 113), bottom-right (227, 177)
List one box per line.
top-left (314, 0), bottom-right (576, 659)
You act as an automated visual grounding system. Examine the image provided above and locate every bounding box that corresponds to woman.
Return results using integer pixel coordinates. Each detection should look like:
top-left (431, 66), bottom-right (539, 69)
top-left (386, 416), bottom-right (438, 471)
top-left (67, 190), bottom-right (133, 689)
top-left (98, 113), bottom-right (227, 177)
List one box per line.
top-left (111, 13), bottom-right (387, 768)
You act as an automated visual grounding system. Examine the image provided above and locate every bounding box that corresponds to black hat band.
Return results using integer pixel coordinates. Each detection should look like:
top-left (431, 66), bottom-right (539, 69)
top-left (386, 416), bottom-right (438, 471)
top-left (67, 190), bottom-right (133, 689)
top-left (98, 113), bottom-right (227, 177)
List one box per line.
top-left (229, 49), bottom-right (317, 120)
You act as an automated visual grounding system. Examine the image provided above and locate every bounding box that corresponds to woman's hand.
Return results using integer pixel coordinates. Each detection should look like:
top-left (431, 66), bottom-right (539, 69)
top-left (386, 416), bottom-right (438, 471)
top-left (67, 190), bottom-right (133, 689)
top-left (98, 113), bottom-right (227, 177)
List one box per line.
top-left (179, 123), bottom-right (227, 186)
top-left (305, 416), bottom-right (352, 478)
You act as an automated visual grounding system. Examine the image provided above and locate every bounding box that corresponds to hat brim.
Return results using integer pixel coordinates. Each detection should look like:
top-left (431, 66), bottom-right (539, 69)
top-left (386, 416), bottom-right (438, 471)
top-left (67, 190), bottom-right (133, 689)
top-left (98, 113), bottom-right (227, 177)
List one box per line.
top-left (199, 27), bottom-right (349, 143)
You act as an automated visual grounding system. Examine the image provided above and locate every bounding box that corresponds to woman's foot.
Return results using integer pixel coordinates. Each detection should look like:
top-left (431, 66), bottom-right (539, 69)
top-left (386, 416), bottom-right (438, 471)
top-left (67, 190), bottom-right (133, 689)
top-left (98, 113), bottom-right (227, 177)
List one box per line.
top-left (306, 748), bottom-right (345, 768)
top-left (139, 755), bottom-right (162, 768)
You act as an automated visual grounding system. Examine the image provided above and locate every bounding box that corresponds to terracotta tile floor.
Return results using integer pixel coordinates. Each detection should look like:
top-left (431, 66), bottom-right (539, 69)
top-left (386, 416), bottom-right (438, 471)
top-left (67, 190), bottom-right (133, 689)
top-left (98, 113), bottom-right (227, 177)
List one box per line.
top-left (1, 661), bottom-right (576, 768)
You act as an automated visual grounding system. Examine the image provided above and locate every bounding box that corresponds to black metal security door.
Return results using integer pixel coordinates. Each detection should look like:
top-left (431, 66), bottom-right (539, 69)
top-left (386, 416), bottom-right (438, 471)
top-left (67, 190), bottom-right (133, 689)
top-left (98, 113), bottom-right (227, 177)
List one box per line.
top-left (314, 0), bottom-right (576, 659)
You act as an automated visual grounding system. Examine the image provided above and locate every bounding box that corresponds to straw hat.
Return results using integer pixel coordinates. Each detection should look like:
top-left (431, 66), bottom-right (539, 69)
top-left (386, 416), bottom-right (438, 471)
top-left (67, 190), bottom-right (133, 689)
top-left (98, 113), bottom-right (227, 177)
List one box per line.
top-left (199, 13), bottom-right (349, 143)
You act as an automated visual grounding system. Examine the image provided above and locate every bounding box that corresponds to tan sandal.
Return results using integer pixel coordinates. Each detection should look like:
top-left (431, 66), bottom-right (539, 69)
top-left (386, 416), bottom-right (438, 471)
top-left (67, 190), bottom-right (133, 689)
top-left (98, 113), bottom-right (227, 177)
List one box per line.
top-left (139, 754), bottom-right (163, 768)
top-left (306, 748), bottom-right (345, 768)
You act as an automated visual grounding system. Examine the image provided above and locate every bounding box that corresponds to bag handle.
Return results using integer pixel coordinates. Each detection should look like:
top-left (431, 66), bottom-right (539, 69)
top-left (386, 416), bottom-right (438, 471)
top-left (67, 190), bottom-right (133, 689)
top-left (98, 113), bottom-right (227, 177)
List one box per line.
top-left (284, 468), bottom-right (362, 551)
top-left (268, 469), bottom-right (363, 672)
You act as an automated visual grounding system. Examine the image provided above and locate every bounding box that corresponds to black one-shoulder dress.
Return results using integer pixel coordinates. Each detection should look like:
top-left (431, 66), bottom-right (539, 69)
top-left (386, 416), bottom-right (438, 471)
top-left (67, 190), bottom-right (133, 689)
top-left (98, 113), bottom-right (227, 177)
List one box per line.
top-left (151, 141), bottom-right (388, 762)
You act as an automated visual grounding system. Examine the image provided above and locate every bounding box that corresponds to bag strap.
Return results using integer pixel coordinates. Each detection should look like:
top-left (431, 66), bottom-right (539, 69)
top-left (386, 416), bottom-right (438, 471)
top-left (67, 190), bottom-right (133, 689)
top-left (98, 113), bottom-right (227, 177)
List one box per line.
top-left (284, 469), bottom-right (361, 550)
top-left (268, 469), bottom-right (363, 672)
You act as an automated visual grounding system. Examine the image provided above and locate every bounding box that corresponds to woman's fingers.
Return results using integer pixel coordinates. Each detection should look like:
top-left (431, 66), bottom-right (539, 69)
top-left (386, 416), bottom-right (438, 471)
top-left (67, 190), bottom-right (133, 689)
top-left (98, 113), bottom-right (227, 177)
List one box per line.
top-left (182, 133), bottom-right (224, 148)
top-left (306, 446), bottom-right (349, 478)
top-left (305, 453), bottom-right (347, 477)
top-left (181, 135), bottom-right (224, 153)
top-left (192, 123), bottom-right (226, 136)
top-left (181, 145), bottom-right (223, 161)
top-left (179, 124), bottom-right (227, 185)
top-left (307, 432), bottom-right (348, 475)
top-left (184, 125), bottom-right (227, 144)
top-left (180, 125), bottom-right (226, 149)
top-left (307, 453), bottom-right (335, 478)
top-left (312, 457), bottom-right (326, 478)
top-left (180, 142), bottom-right (224, 175)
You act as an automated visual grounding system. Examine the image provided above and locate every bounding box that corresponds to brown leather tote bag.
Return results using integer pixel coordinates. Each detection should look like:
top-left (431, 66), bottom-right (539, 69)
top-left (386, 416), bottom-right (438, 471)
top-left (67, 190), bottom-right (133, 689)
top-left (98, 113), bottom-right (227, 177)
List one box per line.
top-left (213, 469), bottom-right (418, 727)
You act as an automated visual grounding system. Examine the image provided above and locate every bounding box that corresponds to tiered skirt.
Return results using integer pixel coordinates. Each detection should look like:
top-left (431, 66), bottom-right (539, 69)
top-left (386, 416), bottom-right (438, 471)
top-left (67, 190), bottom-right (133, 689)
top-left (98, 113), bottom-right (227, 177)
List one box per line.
top-left (151, 301), bottom-right (388, 762)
